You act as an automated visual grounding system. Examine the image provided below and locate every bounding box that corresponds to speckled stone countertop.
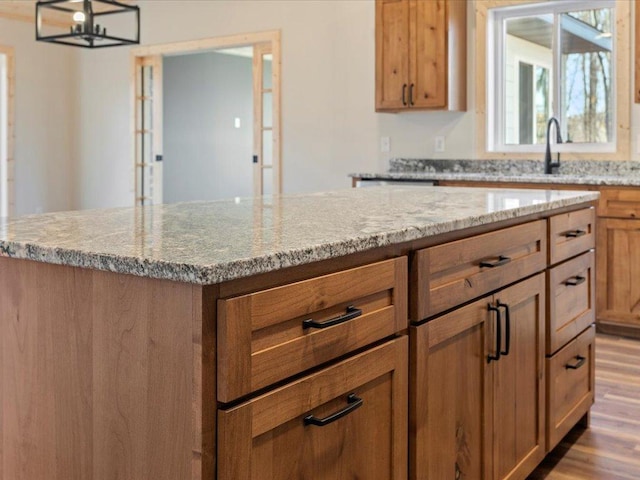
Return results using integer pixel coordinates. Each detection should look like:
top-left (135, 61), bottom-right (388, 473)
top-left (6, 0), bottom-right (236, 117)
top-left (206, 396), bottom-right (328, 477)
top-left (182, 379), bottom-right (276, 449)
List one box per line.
top-left (0, 186), bottom-right (599, 285)
top-left (351, 159), bottom-right (640, 186)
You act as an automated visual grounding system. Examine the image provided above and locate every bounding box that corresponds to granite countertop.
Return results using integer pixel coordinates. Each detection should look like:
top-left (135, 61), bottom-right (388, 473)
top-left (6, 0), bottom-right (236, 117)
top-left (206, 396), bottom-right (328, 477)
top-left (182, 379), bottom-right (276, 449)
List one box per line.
top-left (0, 186), bottom-right (599, 285)
top-left (351, 159), bottom-right (640, 186)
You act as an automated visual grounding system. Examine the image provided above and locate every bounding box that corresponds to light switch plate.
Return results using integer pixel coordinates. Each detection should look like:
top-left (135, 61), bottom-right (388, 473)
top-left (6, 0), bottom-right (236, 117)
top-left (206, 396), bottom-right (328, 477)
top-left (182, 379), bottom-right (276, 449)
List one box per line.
top-left (380, 136), bottom-right (391, 152)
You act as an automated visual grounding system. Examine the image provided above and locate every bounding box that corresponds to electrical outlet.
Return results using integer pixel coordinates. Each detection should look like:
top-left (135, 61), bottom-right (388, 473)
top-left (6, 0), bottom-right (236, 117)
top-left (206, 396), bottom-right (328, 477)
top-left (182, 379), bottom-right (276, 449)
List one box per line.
top-left (380, 136), bottom-right (391, 153)
top-left (435, 136), bottom-right (445, 153)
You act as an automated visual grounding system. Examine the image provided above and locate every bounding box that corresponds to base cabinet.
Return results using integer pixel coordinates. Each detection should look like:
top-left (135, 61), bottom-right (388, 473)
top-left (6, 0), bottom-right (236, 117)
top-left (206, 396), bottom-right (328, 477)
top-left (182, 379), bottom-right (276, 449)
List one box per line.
top-left (218, 338), bottom-right (408, 480)
top-left (597, 217), bottom-right (640, 329)
top-left (411, 274), bottom-right (546, 480)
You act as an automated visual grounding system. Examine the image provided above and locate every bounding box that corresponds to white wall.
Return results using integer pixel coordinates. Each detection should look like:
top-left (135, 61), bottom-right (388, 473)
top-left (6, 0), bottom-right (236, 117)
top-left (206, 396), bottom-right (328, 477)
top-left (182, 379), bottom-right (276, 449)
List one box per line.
top-left (0, 17), bottom-right (77, 215)
top-left (163, 51), bottom-right (254, 203)
top-left (74, 0), bottom-right (476, 209)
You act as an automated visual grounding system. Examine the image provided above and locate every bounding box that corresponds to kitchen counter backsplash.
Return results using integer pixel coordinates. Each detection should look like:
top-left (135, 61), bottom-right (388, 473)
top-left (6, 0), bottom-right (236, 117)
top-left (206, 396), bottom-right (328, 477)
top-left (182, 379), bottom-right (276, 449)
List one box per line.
top-left (389, 159), bottom-right (640, 177)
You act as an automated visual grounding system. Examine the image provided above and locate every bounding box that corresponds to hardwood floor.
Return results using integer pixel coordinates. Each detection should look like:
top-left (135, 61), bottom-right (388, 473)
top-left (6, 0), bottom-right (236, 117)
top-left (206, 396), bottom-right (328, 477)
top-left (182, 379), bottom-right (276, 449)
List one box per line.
top-left (529, 334), bottom-right (640, 480)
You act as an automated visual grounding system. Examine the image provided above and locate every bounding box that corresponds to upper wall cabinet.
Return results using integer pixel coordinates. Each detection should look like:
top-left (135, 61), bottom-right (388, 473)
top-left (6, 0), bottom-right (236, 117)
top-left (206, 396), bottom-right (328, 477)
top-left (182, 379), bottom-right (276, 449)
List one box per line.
top-left (375, 0), bottom-right (466, 112)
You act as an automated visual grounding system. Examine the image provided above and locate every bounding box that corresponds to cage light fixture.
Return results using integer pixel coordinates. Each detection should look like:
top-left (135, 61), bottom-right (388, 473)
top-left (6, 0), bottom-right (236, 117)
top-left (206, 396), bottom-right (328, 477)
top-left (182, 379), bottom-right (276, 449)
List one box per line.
top-left (36, 0), bottom-right (140, 48)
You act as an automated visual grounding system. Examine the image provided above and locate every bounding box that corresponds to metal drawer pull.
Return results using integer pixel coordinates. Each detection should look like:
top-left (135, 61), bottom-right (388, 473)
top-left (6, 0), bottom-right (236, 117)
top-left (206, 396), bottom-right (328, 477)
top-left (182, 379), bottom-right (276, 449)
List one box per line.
top-left (303, 393), bottom-right (363, 427)
top-left (565, 229), bottom-right (587, 238)
top-left (402, 84), bottom-right (408, 106)
top-left (487, 304), bottom-right (501, 363)
top-left (480, 255), bottom-right (511, 268)
top-left (497, 301), bottom-right (511, 357)
top-left (566, 355), bottom-right (586, 370)
top-left (302, 305), bottom-right (362, 330)
top-left (564, 276), bottom-right (586, 286)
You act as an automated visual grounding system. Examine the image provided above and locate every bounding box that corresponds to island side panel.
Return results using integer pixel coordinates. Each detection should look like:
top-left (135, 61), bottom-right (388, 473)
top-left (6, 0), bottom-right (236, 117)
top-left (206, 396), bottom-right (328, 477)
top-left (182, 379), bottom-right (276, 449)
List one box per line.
top-left (0, 257), bottom-right (211, 480)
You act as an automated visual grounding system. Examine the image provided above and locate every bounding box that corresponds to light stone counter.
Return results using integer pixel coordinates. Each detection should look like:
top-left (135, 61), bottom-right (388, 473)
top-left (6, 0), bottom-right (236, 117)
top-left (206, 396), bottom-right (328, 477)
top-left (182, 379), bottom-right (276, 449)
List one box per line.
top-left (351, 159), bottom-right (640, 186)
top-left (0, 186), bottom-right (599, 284)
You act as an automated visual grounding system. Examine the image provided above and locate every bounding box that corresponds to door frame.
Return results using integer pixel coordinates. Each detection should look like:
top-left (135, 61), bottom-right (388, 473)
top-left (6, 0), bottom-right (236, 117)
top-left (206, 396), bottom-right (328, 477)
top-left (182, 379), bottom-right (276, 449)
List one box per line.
top-left (0, 46), bottom-right (14, 218)
top-left (130, 30), bottom-right (282, 205)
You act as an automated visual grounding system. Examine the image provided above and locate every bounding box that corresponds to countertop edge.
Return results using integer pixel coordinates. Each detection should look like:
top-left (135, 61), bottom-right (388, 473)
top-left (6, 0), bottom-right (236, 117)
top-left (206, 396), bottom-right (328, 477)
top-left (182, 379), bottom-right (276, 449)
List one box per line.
top-left (0, 192), bottom-right (600, 285)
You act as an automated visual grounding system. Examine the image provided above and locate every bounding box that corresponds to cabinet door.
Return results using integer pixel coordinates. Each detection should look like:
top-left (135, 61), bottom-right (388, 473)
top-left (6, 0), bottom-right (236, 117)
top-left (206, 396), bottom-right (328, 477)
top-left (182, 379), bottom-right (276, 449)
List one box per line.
top-left (597, 218), bottom-right (640, 328)
top-left (409, 0), bottom-right (446, 108)
top-left (490, 274), bottom-right (545, 480)
top-left (218, 338), bottom-right (407, 480)
top-left (410, 297), bottom-right (491, 480)
top-left (376, 0), bottom-right (410, 110)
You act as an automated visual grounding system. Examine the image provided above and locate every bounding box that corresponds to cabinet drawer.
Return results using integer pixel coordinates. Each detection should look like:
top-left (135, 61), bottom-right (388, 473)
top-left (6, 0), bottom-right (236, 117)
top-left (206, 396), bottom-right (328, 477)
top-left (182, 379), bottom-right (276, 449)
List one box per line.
top-left (218, 337), bottom-right (408, 480)
top-left (217, 257), bottom-right (407, 402)
top-left (547, 251), bottom-right (595, 354)
top-left (546, 325), bottom-right (595, 451)
top-left (549, 208), bottom-right (595, 265)
top-left (413, 220), bottom-right (546, 319)
top-left (597, 188), bottom-right (640, 218)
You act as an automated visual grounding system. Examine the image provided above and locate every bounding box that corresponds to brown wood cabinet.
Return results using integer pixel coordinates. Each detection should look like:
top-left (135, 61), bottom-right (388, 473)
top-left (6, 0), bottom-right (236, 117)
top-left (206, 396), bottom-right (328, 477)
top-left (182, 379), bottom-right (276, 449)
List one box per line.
top-left (411, 274), bottom-right (545, 480)
top-left (438, 180), bottom-right (640, 338)
top-left (0, 199), bottom-right (598, 480)
top-left (219, 338), bottom-right (408, 480)
top-left (375, 0), bottom-right (466, 112)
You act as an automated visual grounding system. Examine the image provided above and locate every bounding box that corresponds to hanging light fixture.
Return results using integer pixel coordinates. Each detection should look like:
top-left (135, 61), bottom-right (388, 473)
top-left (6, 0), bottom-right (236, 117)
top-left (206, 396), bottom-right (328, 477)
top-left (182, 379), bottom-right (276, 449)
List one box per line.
top-left (36, 0), bottom-right (140, 48)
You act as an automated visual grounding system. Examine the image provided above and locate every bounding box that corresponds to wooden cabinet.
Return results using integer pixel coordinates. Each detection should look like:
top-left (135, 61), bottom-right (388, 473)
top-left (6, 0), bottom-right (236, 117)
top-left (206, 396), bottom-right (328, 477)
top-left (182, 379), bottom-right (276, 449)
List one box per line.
top-left (411, 274), bottom-right (546, 480)
top-left (375, 0), bottom-right (466, 112)
top-left (412, 220), bottom-right (546, 319)
top-left (597, 217), bottom-right (640, 328)
top-left (546, 325), bottom-right (595, 450)
top-left (596, 189), bottom-right (640, 334)
top-left (217, 258), bottom-right (407, 402)
top-left (547, 251), bottom-right (595, 354)
top-left (218, 338), bottom-right (408, 480)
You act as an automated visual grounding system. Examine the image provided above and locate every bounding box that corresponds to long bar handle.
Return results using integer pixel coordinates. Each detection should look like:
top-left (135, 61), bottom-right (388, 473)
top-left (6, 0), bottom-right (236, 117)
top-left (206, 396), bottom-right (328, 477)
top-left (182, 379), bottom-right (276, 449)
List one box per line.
top-left (303, 394), bottom-right (363, 427)
top-left (497, 301), bottom-right (511, 356)
top-left (566, 355), bottom-right (586, 370)
top-left (564, 276), bottom-right (586, 286)
top-left (303, 305), bottom-right (362, 330)
top-left (487, 304), bottom-right (501, 363)
top-left (480, 255), bottom-right (511, 268)
top-left (565, 229), bottom-right (586, 238)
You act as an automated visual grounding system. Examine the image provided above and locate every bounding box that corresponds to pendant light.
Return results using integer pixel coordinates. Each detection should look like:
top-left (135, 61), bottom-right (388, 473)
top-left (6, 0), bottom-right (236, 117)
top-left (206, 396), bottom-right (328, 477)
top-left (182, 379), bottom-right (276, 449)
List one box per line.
top-left (36, 0), bottom-right (140, 48)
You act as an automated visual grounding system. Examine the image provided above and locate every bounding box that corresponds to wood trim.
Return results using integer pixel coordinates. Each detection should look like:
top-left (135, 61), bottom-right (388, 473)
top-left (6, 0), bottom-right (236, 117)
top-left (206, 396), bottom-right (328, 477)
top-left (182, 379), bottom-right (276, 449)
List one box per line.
top-left (130, 30), bottom-right (282, 205)
top-left (475, 0), bottom-right (631, 161)
top-left (0, 45), bottom-right (14, 218)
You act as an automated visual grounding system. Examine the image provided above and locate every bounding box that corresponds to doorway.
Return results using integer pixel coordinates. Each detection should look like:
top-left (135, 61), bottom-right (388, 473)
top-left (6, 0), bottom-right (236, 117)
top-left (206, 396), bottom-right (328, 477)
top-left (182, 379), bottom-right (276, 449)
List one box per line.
top-left (0, 46), bottom-right (14, 218)
top-left (131, 31), bottom-right (281, 206)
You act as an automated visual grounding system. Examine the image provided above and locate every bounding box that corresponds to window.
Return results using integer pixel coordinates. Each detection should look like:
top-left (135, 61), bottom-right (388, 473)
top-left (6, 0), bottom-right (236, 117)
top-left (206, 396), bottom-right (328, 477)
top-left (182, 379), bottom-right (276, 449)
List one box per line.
top-left (487, 0), bottom-right (615, 153)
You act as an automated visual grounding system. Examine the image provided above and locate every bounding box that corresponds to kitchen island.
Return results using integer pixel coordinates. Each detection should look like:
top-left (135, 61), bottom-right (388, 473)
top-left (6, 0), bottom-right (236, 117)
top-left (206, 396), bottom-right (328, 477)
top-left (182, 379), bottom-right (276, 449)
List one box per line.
top-left (0, 186), bottom-right (599, 480)
top-left (353, 159), bottom-right (640, 339)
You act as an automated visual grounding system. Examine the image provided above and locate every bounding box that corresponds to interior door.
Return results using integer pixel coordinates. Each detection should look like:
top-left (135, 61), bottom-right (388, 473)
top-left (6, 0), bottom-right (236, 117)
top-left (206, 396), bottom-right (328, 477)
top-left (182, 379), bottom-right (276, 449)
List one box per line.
top-left (134, 55), bottom-right (163, 206)
top-left (253, 43), bottom-right (276, 196)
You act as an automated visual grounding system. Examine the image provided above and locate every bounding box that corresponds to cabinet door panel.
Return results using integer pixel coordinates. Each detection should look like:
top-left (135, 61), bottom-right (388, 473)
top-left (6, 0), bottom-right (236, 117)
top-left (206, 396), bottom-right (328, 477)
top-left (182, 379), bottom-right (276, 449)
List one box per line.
top-left (410, 0), bottom-right (446, 108)
top-left (218, 338), bottom-right (407, 480)
top-left (410, 297), bottom-right (490, 480)
top-left (597, 218), bottom-right (640, 327)
top-left (491, 274), bottom-right (545, 480)
top-left (376, 0), bottom-right (410, 110)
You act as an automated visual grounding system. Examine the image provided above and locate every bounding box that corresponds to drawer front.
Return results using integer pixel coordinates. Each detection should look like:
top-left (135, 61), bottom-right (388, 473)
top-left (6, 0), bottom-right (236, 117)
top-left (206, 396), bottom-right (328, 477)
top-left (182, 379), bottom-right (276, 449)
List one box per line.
top-left (546, 325), bottom-right (595, 451)
top-left (413, 220), bottom-right (546, 319)
top-left (547, 251), bottom-right (595, 354)
top-left (217, 257), bottom-right (407, 402)
top-left (597, 188), bottom-right (640, 218)
top-left (549, 208), bottom-right (596, 265)
top-left (218, 337), bottom-right (408, 480)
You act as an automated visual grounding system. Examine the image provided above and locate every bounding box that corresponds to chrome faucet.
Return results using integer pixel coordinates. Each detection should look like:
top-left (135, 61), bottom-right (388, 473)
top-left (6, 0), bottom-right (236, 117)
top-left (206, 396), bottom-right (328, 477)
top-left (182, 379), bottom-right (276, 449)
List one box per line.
top-left (544, 117), bottom-right (563, 174)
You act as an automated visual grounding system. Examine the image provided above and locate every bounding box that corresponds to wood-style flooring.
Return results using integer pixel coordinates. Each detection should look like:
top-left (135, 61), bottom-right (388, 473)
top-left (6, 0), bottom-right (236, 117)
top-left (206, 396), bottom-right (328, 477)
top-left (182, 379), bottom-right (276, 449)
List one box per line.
top-left (529, 334), bottom-right (640, 480)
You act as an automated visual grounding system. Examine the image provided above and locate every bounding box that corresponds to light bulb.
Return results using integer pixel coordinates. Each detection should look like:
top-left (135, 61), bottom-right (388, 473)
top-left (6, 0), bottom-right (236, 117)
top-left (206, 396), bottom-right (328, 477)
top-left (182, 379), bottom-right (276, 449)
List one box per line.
top-left (73, 11), bottom-right (86, 23)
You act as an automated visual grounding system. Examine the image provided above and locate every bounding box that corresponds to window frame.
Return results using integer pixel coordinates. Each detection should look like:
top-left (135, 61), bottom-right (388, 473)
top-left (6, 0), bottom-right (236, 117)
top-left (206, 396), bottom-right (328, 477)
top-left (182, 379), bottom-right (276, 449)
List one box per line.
top-left (486, 0), bottom-right (617, 155)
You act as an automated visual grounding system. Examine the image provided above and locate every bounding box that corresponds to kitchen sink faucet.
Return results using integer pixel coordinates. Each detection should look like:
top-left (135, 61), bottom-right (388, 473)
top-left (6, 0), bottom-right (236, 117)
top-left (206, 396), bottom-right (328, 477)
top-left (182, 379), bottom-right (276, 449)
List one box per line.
top-left (544, 117), bottom-right (563, 174)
